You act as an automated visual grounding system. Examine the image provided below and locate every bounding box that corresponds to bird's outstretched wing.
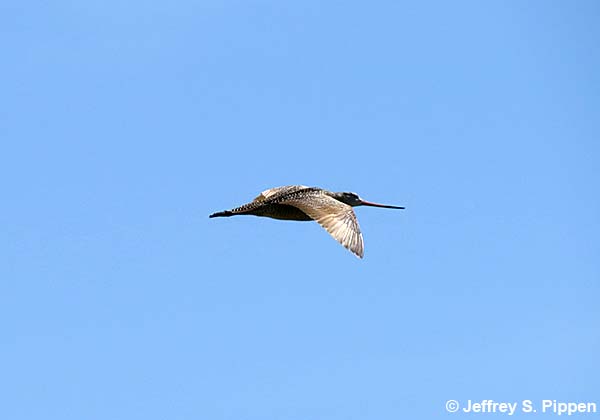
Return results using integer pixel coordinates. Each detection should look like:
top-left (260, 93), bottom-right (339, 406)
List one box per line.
top-left (282, 193), bottom-right (364, 258)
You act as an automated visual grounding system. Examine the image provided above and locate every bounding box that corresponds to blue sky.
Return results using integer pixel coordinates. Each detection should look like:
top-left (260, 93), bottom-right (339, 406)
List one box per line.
top-left (2, 1), bottom-right (599, 419)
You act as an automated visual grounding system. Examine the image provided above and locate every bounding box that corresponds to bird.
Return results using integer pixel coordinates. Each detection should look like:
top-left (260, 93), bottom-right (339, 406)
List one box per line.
top-left (209, 185), bottom-right (404, 258)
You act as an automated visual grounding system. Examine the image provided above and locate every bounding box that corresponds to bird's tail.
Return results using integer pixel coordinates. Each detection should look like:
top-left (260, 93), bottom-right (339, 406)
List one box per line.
top-left (209, 210), bottom-right (233, 218)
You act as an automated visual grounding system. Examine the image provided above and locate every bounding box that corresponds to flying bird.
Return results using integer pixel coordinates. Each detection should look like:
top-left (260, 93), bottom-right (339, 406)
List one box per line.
top-left (209, 185), bottom-right (404, 258)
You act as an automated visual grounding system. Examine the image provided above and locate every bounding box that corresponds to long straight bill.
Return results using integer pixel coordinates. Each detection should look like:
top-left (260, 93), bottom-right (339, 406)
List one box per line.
top-left (359, 200), bottom-right (405, 209)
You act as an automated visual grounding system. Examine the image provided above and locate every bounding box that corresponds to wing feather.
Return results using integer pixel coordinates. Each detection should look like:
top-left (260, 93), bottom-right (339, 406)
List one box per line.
top-left (253, 185), bottom-right (308, 202)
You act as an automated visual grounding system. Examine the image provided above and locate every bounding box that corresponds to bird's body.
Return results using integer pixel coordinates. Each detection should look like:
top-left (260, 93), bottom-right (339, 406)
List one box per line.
top-left (209, 185), bottom-right (404, 258)
top-left (209, 185), bottom-right (315, 221)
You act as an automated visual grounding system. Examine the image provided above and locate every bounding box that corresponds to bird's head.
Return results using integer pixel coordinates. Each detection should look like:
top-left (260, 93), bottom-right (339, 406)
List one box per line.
top-left (332, 191), bottom-right (405, 209)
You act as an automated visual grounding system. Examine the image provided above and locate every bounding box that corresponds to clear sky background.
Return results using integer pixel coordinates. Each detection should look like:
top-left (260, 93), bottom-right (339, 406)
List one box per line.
top-left (2, 1), bottom-right (599, 419)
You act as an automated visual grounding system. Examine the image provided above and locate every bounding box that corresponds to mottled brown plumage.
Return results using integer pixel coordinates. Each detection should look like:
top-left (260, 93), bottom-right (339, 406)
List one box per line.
top-left (209, 185), bottom-right (404, 258)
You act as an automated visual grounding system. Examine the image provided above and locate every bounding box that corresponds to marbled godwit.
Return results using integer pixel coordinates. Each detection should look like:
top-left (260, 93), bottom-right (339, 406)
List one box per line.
top-left (209, 185), bottom-right (404, 258)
